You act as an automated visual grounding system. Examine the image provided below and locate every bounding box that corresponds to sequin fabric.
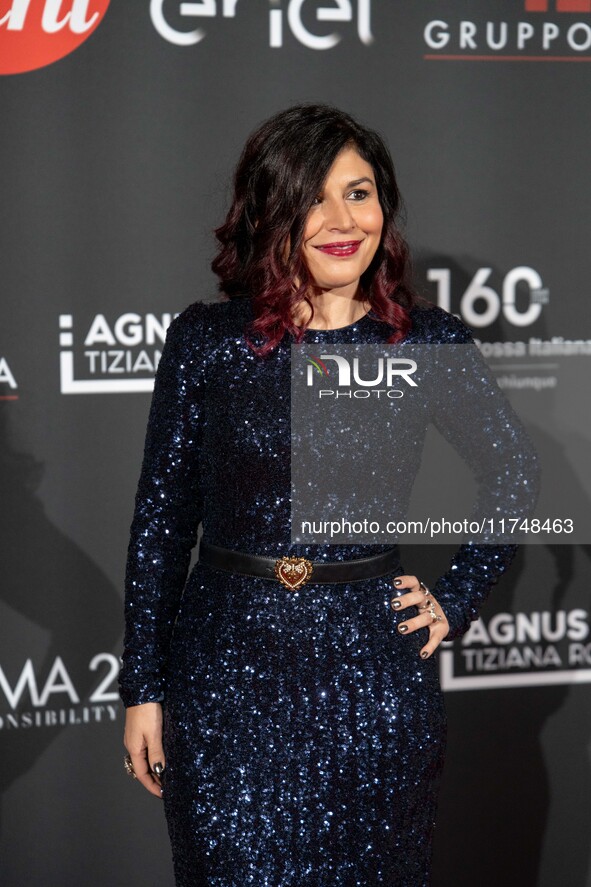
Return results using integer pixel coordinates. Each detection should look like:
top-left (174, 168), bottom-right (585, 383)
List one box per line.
top-left (119, 298), bottom-right (538, 886)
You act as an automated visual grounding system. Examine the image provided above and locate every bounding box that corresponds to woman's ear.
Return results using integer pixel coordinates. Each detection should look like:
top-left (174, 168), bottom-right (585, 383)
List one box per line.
top-left (282, 235), bottom-right (291, 262)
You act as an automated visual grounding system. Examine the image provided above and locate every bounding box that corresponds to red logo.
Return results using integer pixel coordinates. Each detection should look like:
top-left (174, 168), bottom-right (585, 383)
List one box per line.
top-left (0, 0), bottom-right (110, 75)
top-left (525, 1), bottom-right (591, 11)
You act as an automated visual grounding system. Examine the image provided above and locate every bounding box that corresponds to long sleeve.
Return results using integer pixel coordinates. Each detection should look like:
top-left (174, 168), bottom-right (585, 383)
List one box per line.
top-left (422, 311), bottom-right (541, 639)
top-left (118, 303), bottom-right (207, 707)
top-left (432, 544), bottom-right (518, 640)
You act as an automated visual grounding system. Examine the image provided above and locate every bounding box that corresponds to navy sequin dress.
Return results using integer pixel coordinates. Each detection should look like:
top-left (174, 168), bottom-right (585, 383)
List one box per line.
top-left (119, 298), bottom-right (537, 886)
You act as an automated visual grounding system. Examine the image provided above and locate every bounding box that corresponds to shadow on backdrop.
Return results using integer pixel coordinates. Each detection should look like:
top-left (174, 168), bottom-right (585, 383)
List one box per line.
top-left (410, 254), bottom-right (590, 886)
top-left (0, 408), bottom-right (122, 836)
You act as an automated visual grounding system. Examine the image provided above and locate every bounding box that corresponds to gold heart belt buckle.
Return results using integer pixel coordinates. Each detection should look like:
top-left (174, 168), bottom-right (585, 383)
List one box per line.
top-left (274, 556), bottom-right (313, 590)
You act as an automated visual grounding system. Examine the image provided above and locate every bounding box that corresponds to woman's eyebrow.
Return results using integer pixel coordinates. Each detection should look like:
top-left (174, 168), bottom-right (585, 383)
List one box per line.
top-left (346, 177), bottom-right (375, 188)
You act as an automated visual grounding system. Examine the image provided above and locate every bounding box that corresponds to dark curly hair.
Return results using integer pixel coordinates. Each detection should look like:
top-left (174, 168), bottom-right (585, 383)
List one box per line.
top-left (211, 104), bottom-right (416, 356)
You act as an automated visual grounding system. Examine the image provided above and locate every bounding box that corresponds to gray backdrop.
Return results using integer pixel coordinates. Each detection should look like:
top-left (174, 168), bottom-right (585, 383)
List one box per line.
top-left (1, 2), bottom-right (590, 885)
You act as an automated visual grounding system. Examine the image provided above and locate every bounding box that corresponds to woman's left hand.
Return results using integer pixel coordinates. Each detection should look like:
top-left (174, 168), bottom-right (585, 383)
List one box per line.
top-left (390, 575), bottom-right (449, 659)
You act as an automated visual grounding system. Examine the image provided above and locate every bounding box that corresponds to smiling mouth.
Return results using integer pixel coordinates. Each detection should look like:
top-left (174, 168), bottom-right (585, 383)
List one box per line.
top-left (314, 241), bottom-right (363, 257)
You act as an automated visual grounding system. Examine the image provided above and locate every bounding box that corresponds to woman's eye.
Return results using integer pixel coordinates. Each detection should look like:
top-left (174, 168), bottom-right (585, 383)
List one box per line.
top-left (349, 189), bottom-right (369, 201)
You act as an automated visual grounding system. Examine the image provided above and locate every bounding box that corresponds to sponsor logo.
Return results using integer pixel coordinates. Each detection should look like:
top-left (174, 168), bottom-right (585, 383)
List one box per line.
top-left (423, 1), bottom-right (591, 62)
top-left (0, 356), bottom-right (19, 400)
top-left (0, 653), bottom-right (120, 729)
top-left (0, 0), bottom-right (111, 76)
top-left (440, 608), bottom-right (591, 690)
top-left (59, 311), bottom-right (176, 394)
top-left (427, 266), bottom-right (550, 329)
top-left (526, 1), bottom-right (591, 11)
top-left (151, 0), bottom-right (373, 50)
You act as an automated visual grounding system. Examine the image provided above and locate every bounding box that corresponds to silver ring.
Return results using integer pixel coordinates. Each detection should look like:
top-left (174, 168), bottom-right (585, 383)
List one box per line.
top-left (124, 754), bottom-right (137, 780)
top-left (419, 581), bottom-right (429, 595)
top-left (427, 602), bottom-right (440, 623)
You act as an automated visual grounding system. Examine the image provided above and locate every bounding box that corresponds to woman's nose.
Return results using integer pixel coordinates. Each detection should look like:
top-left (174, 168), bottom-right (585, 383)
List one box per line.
top-left (323, 199), bottom-right (356, 230)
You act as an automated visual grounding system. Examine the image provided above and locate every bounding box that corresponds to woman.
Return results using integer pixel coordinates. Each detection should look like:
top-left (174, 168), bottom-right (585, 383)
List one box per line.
top-left (119, 105), bottom-right (537, 885)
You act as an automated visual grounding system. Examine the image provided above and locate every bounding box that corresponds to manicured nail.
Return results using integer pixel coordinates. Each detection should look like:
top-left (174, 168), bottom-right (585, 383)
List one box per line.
top-left (390, 598), bottom-right (402, 610)
top-left (420, 651), bottom-right (429, 659)
top-left (393, 578), bottom-right (402, 586)
top-left (152, 762), bottom-right (165, 777)
top-left (398, 624), bottom-right (408, 634)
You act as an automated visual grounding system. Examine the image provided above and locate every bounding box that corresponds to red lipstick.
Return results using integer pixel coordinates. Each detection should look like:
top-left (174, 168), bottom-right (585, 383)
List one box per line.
top-left (315, 240), bottom-right (362, 257)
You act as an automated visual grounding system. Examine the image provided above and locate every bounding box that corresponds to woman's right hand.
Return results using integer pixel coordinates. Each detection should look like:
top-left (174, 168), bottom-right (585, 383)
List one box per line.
top-left (123, 702), bottom-right (165, 798)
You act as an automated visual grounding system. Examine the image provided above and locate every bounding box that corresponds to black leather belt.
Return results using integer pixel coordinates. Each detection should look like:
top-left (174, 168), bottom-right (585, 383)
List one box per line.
top-left (198, 541), bottom-right (401, 590)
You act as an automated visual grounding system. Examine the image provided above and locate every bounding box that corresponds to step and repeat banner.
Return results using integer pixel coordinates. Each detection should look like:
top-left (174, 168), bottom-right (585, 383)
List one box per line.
top-left (1, 2), bottom-right (590, 886)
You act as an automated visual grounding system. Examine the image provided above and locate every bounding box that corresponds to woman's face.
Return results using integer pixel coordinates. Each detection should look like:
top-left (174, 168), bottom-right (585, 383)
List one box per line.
top-left (301, 146), bottom-right (384, 298)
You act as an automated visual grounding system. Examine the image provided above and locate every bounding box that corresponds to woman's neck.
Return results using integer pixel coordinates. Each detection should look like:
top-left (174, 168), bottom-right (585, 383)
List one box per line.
top-left (292, 290), bottom-right (369, 331)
